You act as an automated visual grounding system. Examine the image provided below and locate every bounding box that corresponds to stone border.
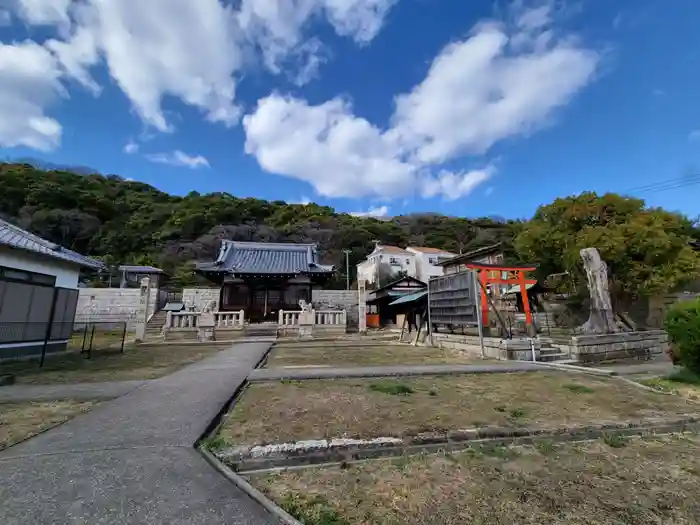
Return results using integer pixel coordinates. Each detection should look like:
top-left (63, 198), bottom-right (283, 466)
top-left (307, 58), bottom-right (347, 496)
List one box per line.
top-left (218, 417), bottom-right (700, 473)
top-left (199, 446), bottom-right (303, 525)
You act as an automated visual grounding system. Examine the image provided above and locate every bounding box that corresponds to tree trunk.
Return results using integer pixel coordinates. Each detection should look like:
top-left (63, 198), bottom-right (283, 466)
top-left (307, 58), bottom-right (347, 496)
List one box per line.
top-left (578, 247), bottom-right (619, 334)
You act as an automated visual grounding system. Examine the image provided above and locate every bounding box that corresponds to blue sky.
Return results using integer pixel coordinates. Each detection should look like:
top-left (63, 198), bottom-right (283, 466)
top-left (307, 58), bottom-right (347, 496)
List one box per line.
top-left (1, 0), bottom-right (699, 220)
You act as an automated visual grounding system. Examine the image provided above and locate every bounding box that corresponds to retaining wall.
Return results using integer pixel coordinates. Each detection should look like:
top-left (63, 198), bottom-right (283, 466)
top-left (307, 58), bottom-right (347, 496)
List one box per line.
top-left (312, 290), bottom-right (358, 327)
top-left (430, 333), bottom-right (540, 361)
top-left (182, 287), bottom-right (220, 310)
top-left (570, 330), bottom-right (668, 363)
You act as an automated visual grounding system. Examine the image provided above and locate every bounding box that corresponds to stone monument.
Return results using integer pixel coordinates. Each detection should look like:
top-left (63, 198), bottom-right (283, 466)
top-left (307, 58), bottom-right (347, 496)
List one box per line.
top-left (134, 277), bottom-right (151, 342)
top-left (298, 299), bottom-right (314, 339)
top-left (578, 247), bottom-right (619, 334)
top-left (198, 300), bottom-right (216, 342)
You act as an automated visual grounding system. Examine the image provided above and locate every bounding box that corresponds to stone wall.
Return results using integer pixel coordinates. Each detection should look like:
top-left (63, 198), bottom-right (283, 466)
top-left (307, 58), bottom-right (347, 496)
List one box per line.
top-left (182, 287), bottom-right (220, 310)
top-left (570, 330), bottom-right (668, 363)
top-left (431, 333), bottom-right (540, 361)
top-left (76, 288), bottom-right (157, 329)
top-left (312, 290), bottom-right (358, 327)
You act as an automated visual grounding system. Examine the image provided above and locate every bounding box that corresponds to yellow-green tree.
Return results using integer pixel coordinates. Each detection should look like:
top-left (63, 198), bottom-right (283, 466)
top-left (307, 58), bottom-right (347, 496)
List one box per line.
top-left (515, 192), bottom-right (700, 301)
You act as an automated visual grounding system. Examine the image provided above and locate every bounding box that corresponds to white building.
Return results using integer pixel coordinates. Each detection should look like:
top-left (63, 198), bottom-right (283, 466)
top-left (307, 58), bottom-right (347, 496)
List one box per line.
top-left (405, 246), bottom-right (456, 283)
top-left (0, 219), bottom-right (103, 359)
top-left (356, 244), bottom-right (455, 285)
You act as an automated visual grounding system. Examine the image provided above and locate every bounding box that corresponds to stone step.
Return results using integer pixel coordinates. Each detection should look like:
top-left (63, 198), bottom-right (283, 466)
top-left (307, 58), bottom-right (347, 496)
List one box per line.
top-left (537, 352), bottom-right (571, 362)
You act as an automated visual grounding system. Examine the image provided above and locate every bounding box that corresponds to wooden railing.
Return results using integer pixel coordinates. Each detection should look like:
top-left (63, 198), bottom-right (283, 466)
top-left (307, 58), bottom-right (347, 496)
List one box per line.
top-left (315, 310), bottom-right (347, 326)
top-left (167, 312), bottom-right (200, 329)
top-left (215, 311), bottom-right (245, 328)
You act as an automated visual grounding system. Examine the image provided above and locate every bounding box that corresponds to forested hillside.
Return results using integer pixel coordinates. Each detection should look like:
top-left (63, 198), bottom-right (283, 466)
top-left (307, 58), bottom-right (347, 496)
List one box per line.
top-left (0, 163), bottom-right (518, 287)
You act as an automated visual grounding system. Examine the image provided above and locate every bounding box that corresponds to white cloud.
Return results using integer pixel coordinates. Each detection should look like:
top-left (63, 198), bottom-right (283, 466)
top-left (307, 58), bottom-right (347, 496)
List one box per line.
top-left (0, 40), bottom-right (64, 150)
top-left (484, 186), bottom-right (495, 196)
top-left (420, 168), bottom-right (494, 201)
top-left (244, 4), bottom-right (599, 200)
top-left (2, 0), bottom-right (398, 150)
top-left (123, 139), bottom-right (139, 154)
top-left (237, 0), bottom-right (396, 79)
top-left (350, 205), bottom-right (390, 218)
top-left (144, 150), bottom-right (210, 169)
top-left (53, 0), bottom-right (243, 132)
top-left (14, 0), bottom-right (72, 26)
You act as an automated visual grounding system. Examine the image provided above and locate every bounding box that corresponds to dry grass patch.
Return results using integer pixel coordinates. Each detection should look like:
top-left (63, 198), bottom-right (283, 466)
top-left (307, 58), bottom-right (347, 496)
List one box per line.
top-left (265, 343), bottom-right (488, 367)
top-left (1, 344), bottom-right (230, 384)
top-left (219, 372), bottom-right (699, 446)
top-left (253, 434), bottom-right (700, 525)
top-left (0, 400), bottom-right (96, 450)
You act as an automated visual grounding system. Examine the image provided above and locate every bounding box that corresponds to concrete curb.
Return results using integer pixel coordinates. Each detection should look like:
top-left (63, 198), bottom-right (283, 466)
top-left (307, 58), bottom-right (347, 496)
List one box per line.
top-left (248, 364), bottom-right (542, 382)
top-left (529, 361), bottom-right (617, 376)
top-left (220, 417), bottom-right (700, 473)
top-left (199, 446), bottom-right (303, 525)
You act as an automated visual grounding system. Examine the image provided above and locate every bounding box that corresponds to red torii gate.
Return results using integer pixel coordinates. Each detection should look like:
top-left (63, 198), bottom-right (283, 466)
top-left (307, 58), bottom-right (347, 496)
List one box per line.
top-left (464, 263), bottom-right (537, 329)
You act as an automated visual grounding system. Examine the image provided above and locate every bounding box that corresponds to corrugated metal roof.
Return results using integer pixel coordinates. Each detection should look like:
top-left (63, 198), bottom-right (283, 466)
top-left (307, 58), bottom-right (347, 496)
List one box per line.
top-left (388, 290), bottom-right (427, 306)
top-left (118, 265), bottom-right (164, 274)
top-left (0, 219), bottom-right (104, 269)
top-left (196, 241), bottom-right (334, 275)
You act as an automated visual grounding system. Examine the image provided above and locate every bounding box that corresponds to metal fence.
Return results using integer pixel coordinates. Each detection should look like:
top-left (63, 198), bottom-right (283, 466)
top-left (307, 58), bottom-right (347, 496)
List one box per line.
top-left (0, 320), bottom-right (128, 367)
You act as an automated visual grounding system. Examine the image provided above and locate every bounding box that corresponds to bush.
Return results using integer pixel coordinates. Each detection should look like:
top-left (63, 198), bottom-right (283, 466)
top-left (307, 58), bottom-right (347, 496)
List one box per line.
top-left (664, 298), bottom-right (700, 373)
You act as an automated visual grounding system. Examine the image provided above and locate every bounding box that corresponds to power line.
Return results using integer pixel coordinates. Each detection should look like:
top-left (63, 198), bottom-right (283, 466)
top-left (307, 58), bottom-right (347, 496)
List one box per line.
top-left (622, 174), bottom-right (700, 195)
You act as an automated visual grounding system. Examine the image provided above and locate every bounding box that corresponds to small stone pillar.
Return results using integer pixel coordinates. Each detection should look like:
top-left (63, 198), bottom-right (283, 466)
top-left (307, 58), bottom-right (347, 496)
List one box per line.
top-left (198, 311), bottom-right (216, 341)
top-left (358, 279), bottom-right (367, 333)
top-left (135, 277), bottom-right (151, 342)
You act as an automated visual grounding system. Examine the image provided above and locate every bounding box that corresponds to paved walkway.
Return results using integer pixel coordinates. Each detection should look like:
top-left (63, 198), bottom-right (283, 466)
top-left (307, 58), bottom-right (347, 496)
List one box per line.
top-left (249, 362), bottom-right (542, 381)
top-left (0, 380), bottom-right (148, 402)
top-left (0, 342), bottom-right (277, 525)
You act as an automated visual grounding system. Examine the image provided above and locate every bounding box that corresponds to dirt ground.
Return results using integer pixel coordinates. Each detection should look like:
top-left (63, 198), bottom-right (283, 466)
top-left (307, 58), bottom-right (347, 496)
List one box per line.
top-left (0, 400), bottom-right (96, 450)
top-left (265, 343), bottom-right (489, 367)
top-left (0, 343), bottom-right (231, 384)
top-left (219, 372), bottom-right (699, 446)
top-left (253, 433), bottom-right (700, 525)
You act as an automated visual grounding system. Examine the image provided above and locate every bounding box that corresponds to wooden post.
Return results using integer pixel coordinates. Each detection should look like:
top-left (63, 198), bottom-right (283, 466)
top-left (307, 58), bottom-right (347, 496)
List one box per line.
top-left (479, 270), bottom-right (489, 327)
top-left (518, 270), bottom-right (533, 328)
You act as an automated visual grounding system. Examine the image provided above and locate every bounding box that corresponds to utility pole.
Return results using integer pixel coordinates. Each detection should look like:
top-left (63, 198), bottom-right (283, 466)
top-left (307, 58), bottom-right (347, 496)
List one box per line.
top-left (343, 249), bottom-right (352, 290)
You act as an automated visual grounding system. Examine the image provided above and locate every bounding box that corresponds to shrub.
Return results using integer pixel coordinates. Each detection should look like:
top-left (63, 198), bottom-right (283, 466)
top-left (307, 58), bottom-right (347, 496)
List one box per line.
top-left (664, 298), bottom-right (700, 374)
top-left (368, 381), bottom-right (414, 396)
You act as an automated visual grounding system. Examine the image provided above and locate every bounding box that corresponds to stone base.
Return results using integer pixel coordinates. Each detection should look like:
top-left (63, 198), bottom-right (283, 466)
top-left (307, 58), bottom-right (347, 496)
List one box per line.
top-left (430, 333), bottom-right (540, 361)
top-left (570, 330), bottom-right (668, 364)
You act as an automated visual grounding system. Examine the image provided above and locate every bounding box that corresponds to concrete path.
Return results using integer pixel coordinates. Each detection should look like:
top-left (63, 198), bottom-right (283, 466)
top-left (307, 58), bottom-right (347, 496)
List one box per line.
top-left (249, 362), bottom-right (542, 381)
top-left (0, 380), bottom-right (148, 402)
top-left (596, 359), bottom-right (679, 378)
top-left (0, 342), bottom-right (277, 525)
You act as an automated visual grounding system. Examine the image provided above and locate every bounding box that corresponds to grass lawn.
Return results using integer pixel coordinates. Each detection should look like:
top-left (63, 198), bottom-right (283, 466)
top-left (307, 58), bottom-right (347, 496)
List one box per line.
top-left (0, 343), bottom-right (231, 384)
top-left (218, 372), bottom-right (699, 446)
top-left (253, 433), bottom-right (700, 525)
top-left (0, 400), bottom-right (96, 450)
top-left (265, 343), bottom-right (490, 368)
top-left (640, 368), bottom-right (700, 402)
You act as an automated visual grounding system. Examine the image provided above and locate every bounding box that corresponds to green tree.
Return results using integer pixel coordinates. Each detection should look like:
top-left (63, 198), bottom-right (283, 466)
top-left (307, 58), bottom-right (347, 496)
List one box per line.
top-left (515, 192), bottom-right (700, 301)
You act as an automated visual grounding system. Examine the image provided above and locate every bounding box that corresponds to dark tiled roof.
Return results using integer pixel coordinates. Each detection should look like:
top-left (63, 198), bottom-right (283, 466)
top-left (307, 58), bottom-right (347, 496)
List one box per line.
top-left (436, 243), bottom-right (503, 267)
top-left (118, 265), bottom-right (164, 274)
top-left (0, 219), bottom-right (104, 270)
top-left (196, 241), bottom-right (335, 275)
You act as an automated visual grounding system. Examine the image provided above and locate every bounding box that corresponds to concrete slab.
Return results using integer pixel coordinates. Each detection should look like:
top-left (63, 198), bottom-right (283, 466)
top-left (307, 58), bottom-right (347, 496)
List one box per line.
top-left (0, 341), bottom-right (277, 525)
top-left (249, 362), bottom-right (543, 381)
top-left (0, 447), bottom-right (273, 525)
top-left (0, 380), bottom-right (147, 402)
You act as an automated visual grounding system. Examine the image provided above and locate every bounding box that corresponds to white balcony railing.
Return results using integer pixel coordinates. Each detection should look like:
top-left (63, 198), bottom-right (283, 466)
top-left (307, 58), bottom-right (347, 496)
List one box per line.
top-left (278, 309), bottom-right (346, 326)
top-left (315, 310), bottom-right (347, 326)
top-left (215, 310), bottom-right (245, 328)
top-left (167, 312), bottom-right (200, 330)
top-left (278, 310), bottom-right (301, 326)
